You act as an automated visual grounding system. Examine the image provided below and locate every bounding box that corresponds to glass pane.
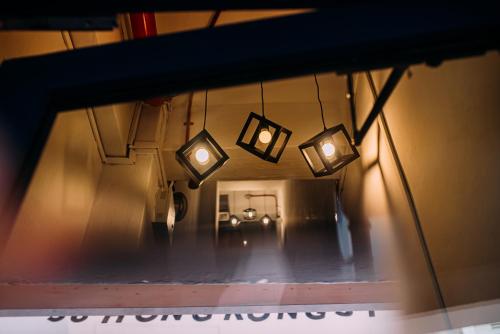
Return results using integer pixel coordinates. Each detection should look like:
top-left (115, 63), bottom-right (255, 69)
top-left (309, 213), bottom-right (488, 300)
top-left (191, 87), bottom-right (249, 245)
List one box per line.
top-left (241, 116), bottom-right (259, 144)
top-left (270, 130), bottom-right (288, 158)
top-left (302, 145), bottom-right (325, 173)
top-left (330, 130), bottom-right (353, 158)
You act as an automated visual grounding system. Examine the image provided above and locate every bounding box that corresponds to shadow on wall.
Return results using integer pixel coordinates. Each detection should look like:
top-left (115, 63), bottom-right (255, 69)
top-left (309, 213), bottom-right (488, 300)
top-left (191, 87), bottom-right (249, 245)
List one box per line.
top-left (341, 82), bottom-right (441, 314)
top-left (341, 54), bottom-right (500, 315)
top-left (378, 54), bottom-right (500, 311)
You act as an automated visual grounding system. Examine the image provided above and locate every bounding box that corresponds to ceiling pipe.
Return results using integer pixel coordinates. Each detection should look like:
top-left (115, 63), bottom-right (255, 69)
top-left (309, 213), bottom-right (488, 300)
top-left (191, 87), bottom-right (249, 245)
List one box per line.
top-left (184, 10), bottom-right (221, 143)
top-left (244, 193), bottom-right (280, 218)
top-left (130, 12), bottom-right (164, 106)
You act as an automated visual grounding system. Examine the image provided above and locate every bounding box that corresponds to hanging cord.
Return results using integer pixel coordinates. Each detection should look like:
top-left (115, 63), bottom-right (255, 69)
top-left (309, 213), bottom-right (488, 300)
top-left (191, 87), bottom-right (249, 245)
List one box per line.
top-left (314, 74), bottom-right (327, 130)
top-left (263, 191), bottom-right (267, 215)
top-left (203, 89), bottom-right (208, 130)
top-left (260, 81), bottom-right (265, 118)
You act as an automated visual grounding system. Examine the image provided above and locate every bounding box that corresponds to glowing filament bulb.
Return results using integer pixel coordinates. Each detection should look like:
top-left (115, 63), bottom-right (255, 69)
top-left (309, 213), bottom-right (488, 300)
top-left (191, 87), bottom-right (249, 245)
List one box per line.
top-left (195, 147), bottom-right (209, 165)
top-left (321, 142), bottom-right (336, 158)
top-left (262, 216), bottom-right (270, 225)
top-left (248, 211), bottom-right (254, 218)
top-left (258, 129), bottom-right (272, 144)
top-left (231, 217), bottom-right (238, 226)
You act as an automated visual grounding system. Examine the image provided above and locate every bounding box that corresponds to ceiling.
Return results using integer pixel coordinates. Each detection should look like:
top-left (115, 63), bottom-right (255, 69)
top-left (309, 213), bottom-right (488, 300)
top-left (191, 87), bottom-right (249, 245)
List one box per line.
top-left (155, 10), bottom-right (353, 181)
top-left (154, 10), bottom-right (309, 35)
top-left (162, 73), bottom-right (353, 181)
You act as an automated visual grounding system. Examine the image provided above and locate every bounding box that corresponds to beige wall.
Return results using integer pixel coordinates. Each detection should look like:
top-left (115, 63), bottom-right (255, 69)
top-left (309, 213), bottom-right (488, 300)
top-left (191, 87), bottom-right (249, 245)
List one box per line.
top-left (342, 52), bottom-right (500, 312)
top-left (68, 30), bottom-right (136, 158)
top-left (0, 30), bottom-right (155, 281)
top-left (0, 31), bottom-right (103, 280)
top-left (0, 110), bottom-right (102, 281)
top-left (82, 155), bottom-right (157, 255)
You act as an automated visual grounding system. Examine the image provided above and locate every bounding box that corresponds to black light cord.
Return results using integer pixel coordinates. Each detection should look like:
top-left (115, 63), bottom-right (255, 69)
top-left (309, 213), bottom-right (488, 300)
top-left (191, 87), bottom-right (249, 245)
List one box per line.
top-left (260, 81), bottom-right (265, 118)
top-left (203, 89), bottom-right (208, 130)
top-left (314, 74), bottom-right (327, 130)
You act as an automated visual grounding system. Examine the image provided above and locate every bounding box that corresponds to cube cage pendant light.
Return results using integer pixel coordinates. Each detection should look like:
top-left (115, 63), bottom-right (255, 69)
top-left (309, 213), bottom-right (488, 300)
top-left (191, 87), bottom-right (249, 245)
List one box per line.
top-left (299, 124), bottom-right (359, 177)
top-left (176, 76), bottom-right (359, 186)
top-left (236, 82), bottom-right (292, 163)
top-left (176, 90), bottom-right (229, 189)
top-left (299, 74), bottom-right (359, 177)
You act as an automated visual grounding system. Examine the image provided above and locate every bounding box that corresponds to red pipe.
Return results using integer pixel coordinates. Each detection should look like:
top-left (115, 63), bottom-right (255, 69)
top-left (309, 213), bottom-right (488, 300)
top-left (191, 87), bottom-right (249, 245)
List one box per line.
top-left (130, 13), bottom-right (157, 39)
top-left (130, 13), bottom-right (163, 106)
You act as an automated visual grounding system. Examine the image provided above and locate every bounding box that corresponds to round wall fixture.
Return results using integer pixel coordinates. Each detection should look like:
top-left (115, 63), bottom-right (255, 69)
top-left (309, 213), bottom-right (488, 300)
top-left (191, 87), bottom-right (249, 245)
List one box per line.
top-left (173, 192), bottom-right (188, 222)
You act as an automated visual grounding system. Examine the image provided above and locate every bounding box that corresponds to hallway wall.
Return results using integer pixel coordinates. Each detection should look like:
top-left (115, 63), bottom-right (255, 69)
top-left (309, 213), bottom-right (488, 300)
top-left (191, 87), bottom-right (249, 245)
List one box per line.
top-left (0, 30), bottom-right (156, 282)
top-left (0, 110), bottom-right (102, 281)
top-left (342, 52), bottom-right (500, 312)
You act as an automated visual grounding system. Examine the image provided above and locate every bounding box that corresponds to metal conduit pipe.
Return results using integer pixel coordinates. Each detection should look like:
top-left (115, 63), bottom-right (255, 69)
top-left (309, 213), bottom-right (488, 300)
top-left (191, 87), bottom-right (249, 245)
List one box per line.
top-left (244, 193), bottom-right (280, 218)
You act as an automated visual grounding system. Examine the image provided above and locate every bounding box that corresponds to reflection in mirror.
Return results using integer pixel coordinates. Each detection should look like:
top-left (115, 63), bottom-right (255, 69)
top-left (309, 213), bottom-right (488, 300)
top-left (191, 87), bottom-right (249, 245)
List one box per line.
top-left (208, 179), bottom-right (376, 283)
top-left (0, 73), bottom-right (380, 290)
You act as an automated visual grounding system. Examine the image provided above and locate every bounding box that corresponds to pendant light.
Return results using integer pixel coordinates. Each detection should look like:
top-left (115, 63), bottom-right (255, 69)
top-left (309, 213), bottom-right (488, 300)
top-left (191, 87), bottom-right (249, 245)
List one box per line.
top-left (260, 192), bottom-right (272, 226)
top-left (299, 74), bottom-right (359, 177)
top-left (243, 194), bottom-right (257, 220)
top-left (236, 82), bottom-right (292, 163)
top-left (176, 90), bottom-right (229, 189)
top-left (229, 192), bottom-right (239, 227)
top-left (229, 215), bottom-right (240, 227)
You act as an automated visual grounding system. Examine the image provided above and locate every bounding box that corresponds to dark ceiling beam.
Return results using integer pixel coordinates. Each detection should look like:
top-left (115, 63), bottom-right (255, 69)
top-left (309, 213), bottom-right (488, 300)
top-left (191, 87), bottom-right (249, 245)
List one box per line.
top-left (2, 6), bottom-right (498, 112)
top-left (184, 10), bottom-right (221, 143)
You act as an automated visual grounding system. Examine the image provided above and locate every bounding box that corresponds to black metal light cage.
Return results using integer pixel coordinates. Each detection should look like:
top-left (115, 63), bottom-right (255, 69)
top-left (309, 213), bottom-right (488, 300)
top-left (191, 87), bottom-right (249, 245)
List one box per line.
top-left (299, 124), bottom-right (359, 177)
top-left (243, 207), bottom-right (257, 220)
top-left (236, 112), bottom-right (292, 163)
top-left (229, 215), bottom-right (240, 226)
top-left (175, 129), bottom-right (229, 188)
top-left (260, 214), bottom-right (273, 225)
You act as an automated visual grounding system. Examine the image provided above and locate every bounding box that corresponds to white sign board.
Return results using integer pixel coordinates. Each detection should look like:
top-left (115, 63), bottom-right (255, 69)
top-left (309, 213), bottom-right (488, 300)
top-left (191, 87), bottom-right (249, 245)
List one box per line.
top-left (0, 311), bottom-right (402, 334)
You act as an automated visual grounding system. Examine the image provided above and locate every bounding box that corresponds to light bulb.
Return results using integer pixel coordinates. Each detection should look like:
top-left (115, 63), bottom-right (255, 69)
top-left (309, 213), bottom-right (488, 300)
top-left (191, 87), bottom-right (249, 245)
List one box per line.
top-left (258, 129), bottom-right (272, 144)
top-left (262, 216), bottom-right (270, 225)
top-left (321, 142), bottom-right (336, 158)
top-left (243, 240), bottom-right (248, 246)
top-left (248, 211), bottom-right (254, 218)
top-left (231, 217), bottom-right (238, 226)
top-left (195, 147), bottom-right (209, 165)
